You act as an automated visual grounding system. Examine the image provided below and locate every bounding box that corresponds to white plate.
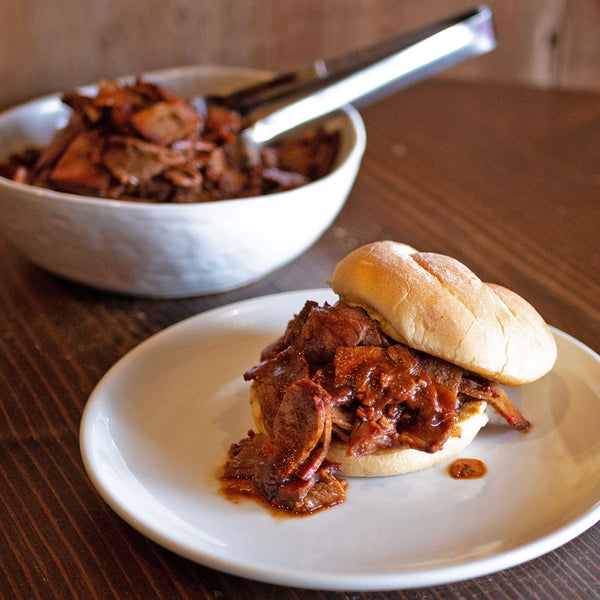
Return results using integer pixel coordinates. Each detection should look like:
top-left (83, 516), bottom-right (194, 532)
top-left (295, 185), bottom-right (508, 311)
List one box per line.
top-left (80, 289), bottom-right (600, 591)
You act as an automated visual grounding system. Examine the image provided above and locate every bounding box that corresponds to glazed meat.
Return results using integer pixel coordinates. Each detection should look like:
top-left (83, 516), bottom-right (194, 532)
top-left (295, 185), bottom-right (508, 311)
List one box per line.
top-left (222, 301), bottom-right (530, 514)
top-left (0, 79), bottom-right (340, 202)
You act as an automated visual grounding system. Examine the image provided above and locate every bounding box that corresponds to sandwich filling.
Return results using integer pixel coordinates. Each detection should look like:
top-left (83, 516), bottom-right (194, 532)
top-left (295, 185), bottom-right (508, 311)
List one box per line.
top-left (222, 301), bottom-right (529, 514)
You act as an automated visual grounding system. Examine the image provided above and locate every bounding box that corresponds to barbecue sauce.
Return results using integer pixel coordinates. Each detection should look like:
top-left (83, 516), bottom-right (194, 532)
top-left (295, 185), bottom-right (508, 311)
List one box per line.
top-left (219, 475), bottom-right (345, 519)
top-left (448, 458), bottom-right (487, 479)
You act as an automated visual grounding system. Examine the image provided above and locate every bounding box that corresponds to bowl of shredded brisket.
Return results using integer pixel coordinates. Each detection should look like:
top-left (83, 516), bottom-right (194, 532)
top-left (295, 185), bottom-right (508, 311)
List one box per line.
top-left (0, 65), bottom-right (365, 297)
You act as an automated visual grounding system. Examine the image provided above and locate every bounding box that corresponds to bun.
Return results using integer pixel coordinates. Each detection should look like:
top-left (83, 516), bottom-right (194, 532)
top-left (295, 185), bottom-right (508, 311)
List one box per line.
top-left (250, 385), bottom-right (488, 477)
top-left (329, 241), bottom-right (557, 385)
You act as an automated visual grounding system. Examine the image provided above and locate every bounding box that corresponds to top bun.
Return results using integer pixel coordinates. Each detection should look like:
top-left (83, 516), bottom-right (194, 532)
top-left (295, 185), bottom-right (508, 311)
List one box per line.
top-left (329, 241), bottom-right (557, 385)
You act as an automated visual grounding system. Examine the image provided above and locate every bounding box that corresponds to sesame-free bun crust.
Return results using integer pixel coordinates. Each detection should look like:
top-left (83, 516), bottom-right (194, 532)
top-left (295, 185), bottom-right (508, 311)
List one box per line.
top-left (329, 241), bottom-right (557, 385)
top-left (250, 385), bottom-right (488, 477)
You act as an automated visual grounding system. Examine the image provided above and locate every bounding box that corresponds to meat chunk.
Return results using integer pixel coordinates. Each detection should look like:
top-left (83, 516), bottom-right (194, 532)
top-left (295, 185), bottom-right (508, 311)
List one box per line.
top-left (274, 128), bottom-right (340, 180)
top-left (50, 130), bottom-right (111, 195)
top-left (102, 136), bottom-right (186, 185)
top-left (417, 352), bottom-right (464, 394)
top-left (259, 300), bottom-right (319, 361)
top-left (131, 99), bottom-right (201, 145)
top-left (223, 430), bottom-right (267, 480)
top-left (256, 301), bottom-right (390, 365)
top-left (203, 105), bottom-right (241, 144)
top-left (282, 465), bottom-right (347, 513)
top-left (460, 375), bottom-right (530, 430)
top-left (244, 345), bottom-right (310, 433)
top-left (262, 379), bottom-right (329, 481)
top-left (224, 379), bottom-right (345, 513)
top-left (61, 91), bottom-right (103, 123)
top-left (300, 303), bottom-right (390, 363)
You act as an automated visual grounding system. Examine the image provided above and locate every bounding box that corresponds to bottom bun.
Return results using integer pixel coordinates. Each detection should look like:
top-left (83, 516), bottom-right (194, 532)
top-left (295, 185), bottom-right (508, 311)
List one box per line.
top-left (328, 401), bottom-right (488, 477)
top-left (250, 385), bottom-right (488, 478)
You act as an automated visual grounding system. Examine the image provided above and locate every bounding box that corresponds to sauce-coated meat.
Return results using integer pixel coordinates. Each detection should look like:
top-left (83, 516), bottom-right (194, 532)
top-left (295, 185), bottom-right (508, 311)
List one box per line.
top-left (0, 79), bottom-right (340, 202)
top-left (224, 301), bottom-right (530, 514)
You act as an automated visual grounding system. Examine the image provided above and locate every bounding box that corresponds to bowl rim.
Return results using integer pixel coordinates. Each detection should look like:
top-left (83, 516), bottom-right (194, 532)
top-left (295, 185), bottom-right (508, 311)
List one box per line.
top-left (0, 64), bottom-right (366, 212)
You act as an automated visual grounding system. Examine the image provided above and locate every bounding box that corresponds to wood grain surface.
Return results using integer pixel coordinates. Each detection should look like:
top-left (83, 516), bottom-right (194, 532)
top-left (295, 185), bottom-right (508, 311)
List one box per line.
top-left (3, 1), bottom-right (600, 111)
top-left (0, 79), bottom-right (599, 599)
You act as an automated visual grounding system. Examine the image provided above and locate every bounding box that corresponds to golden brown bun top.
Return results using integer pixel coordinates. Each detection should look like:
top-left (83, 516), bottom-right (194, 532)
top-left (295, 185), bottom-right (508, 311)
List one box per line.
top-left (329, 241), bottom-right (557, 385)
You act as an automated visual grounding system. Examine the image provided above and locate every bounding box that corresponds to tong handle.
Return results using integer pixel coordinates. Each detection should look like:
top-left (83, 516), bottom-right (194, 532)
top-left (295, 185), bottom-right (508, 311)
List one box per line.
top-left (238, 5), bottom-right (495, 148)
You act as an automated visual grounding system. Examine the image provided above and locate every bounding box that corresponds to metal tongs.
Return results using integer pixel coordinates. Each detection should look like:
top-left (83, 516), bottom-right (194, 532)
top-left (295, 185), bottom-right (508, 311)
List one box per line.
top-left (196, 6), bottom-right (496, 164)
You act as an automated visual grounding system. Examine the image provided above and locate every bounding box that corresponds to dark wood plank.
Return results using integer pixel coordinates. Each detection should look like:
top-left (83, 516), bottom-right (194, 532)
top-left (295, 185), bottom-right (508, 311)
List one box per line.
top-left (4, 0), bottom-right (600, 111)
top-left (0, 79), bottom-right (598, 599)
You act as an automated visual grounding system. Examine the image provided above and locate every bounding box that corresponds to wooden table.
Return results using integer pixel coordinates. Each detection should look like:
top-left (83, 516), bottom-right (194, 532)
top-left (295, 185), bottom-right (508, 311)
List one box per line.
top-left (1, 79), bottom-right (599, 599)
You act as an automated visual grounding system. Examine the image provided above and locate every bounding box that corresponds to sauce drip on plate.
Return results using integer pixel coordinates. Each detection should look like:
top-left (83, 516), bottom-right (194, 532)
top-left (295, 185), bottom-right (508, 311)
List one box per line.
top-left (448, 458), bottom-right (487, 479)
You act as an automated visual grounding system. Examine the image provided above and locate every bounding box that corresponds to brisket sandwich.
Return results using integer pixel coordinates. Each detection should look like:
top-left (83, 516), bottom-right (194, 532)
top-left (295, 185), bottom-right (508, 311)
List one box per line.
top-left (222, 241), bottom-right (557, 514)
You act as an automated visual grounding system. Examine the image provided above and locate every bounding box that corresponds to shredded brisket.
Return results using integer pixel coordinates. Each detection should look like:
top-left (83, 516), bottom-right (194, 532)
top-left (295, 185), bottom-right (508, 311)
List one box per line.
top-left (0, 79), bottom-right (340, 202)
top-left (223, 301), bottom-right (530, 514)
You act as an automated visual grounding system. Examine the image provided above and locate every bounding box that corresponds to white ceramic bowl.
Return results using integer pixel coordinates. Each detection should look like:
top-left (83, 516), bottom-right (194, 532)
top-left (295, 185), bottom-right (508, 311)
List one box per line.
top-left (0, 66), bottom-right (365, 297)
